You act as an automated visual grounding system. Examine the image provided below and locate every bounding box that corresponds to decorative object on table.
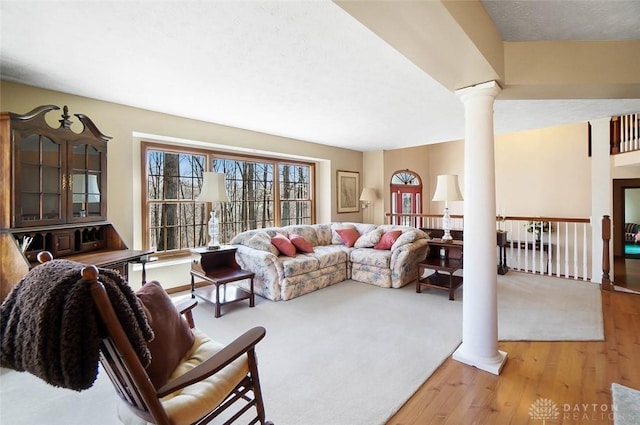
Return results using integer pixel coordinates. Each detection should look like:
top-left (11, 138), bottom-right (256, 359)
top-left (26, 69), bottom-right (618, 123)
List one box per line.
top-left (337, 170), bottom-right (360, 213)
top-left (359, 187), bottom-right (377, 222)
top-left (432, 174), bottom-right (463, 242)
top-left (526, 220), bottom-right (552, 241)
top-left (197, 172), bottom-right (230, 250)
top-left (19, 236), bottom-right (33, 253)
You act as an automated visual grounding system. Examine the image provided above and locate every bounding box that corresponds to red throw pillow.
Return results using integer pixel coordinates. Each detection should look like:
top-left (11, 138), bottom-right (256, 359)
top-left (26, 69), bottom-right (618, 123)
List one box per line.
top-left (271, 233), bottom-right (297, 257)
top-left (136, 281), bottom-right (195, 389)
top-left (336, 227), bottom-right (361, 248)
top-left (289, 234), bottom-right (314, 253)
top-left (374, 230), bottom-right (403, 250)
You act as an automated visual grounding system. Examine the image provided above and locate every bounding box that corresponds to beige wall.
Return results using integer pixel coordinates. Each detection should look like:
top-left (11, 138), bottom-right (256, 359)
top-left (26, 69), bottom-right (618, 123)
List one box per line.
top-left (382, 122), bottom-right (594, 220)
top-left (361, 150), bottom-right (384, 224)
top-left (1, 81), bottom-right (364, 246)
top-left (494, 123), bottom-right (592, 217)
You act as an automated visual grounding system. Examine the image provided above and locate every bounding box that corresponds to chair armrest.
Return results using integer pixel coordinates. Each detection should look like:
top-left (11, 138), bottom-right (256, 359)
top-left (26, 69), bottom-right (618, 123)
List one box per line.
top-left (174, 298), bottom-right (197, 315)
top-left (173, 298), bottom-right (198, 328)
top-left (156, 326), bottom-right (266, 397)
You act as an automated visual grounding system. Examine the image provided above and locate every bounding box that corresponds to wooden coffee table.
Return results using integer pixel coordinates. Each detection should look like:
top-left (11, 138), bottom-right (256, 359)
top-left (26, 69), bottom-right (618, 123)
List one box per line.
top-left (416, 239), bottom-right (463, 301)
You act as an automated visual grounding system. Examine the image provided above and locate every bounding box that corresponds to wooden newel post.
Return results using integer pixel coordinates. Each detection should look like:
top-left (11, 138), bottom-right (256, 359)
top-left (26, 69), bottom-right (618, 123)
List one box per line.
top-left (610, 117), bottom-right (620, 154)
top-left (601, 215), bottom-right (612, 291)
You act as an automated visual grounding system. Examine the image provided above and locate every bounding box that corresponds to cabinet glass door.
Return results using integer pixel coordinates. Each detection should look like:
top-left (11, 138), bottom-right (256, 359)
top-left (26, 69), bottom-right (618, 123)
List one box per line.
top-left (68, 143), bottom-right (106, 222)
top-left (16, 133), bottom-right (64, 226)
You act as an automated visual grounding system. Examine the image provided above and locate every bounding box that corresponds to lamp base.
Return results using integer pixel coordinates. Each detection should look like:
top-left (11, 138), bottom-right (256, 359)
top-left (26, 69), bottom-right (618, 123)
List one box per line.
top-left (207, 210), bottom-right (222, 250)
top-left (442, 207), bottom-right (453, 242)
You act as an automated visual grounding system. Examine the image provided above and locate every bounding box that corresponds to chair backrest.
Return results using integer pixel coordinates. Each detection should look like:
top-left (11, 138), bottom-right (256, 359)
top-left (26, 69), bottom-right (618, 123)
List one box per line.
top-left (82, 265), bottom-right (172, 424)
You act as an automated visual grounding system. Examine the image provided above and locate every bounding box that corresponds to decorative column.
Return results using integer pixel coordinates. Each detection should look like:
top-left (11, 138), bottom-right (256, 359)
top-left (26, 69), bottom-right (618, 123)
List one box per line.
top-left (452, 80), bottom-right (507, 375)
top-left (589, 117), bottom-right (612, 284)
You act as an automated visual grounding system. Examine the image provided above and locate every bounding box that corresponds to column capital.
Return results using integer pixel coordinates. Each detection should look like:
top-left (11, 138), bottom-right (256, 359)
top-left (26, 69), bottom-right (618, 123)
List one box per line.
top-left (455, 80), bottom-right (501, 102)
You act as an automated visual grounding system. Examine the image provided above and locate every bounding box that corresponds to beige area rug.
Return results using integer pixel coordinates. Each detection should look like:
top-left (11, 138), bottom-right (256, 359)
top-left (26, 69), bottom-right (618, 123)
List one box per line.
top-left (0, 274), bottom-right (604, 425)
top-left (612, 383), bottom-right (640, 425)
top-left (496, 273), bottom-right (604, 341)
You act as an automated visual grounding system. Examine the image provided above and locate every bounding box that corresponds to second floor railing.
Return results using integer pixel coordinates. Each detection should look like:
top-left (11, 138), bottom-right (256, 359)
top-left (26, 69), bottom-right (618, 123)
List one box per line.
top-left (611, 112), bottom-right (640, 154)
top-left (386, 213), bottom-right (592, 281)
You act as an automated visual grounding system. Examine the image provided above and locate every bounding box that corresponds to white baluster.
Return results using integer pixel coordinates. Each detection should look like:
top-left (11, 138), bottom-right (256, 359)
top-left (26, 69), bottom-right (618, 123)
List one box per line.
top-left (583, 223), bottom-right (588, 281)
top-left (556, 223), bottom-right (560, 277)
top-left (547, 222), bottom-right (553, 276)
top-left (622, 115), bottom-right (627, 152)
top-left (573, 222), bottom-right (578, 279)
top-left (524, 222), bottom-right (529, 272)
top-left (564, 222), bottom-right (569, 278)
top-left (540, 221), bottom-right (545, 274)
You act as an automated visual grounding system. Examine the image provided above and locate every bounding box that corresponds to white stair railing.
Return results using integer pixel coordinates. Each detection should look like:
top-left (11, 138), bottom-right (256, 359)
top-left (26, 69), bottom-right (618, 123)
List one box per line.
top-left (498, 217), bottom-right (591, 280)
top-left (613, 113), bottom-right (640, 153)
top-left (387, 212), bottom-right (592, 281)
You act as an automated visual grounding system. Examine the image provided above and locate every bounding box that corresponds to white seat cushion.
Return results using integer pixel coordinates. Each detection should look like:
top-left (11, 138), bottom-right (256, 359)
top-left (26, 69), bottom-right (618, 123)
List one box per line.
top-left (118, 328), bottom-right (250, 425)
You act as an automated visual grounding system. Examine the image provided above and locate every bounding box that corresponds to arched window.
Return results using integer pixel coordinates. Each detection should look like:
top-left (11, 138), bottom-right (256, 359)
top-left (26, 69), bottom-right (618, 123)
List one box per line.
top-left (390, 170), bottom-right (423, 226)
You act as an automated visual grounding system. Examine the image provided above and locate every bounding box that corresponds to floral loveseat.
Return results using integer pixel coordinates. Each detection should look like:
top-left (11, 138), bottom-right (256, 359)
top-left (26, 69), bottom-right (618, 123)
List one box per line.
top-left (230, 223), bottom-right (430, 301)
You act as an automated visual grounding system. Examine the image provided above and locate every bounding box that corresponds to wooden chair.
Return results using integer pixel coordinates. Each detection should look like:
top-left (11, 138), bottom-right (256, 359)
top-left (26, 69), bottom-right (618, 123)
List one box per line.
top-left (39, 252), bottom-right (273, 425)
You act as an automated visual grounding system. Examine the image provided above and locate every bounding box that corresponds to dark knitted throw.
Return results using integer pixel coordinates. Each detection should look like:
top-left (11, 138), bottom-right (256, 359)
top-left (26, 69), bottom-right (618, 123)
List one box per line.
top-left (0, 259), bottom-right (153, 391)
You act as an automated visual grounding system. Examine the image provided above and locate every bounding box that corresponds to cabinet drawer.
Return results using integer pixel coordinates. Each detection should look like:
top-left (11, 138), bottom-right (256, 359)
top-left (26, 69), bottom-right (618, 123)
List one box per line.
top-left (52, 232), bottom-right (75, 256)
top-left (81, 239), bottom-right (105, 252)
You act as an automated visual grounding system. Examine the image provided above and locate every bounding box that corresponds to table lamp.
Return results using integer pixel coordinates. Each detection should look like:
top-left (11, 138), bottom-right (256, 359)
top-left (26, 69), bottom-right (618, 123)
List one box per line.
top-left (432, 174), bottom-right (463, 242)
top-left (197, 172), bottom-right (230, 249)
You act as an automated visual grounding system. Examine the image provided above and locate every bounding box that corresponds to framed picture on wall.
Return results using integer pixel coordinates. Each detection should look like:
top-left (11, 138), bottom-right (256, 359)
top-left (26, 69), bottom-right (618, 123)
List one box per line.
top-left (337, 170), bottom-right (360, 213)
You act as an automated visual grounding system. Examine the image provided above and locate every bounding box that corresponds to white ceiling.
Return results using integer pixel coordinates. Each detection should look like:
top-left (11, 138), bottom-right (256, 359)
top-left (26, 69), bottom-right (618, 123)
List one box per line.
top-left (1, 0), bottom-right (639, 152)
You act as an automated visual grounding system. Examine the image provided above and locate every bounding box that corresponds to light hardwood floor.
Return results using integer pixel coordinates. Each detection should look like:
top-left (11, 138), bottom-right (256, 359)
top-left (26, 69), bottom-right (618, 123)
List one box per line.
top-left (614, 256), bottom-right (640, 292)
top-left (387, 289), bottom-right (640, 425)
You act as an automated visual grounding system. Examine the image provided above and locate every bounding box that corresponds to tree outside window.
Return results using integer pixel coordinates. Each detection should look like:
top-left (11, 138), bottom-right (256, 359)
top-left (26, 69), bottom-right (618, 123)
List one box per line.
top-left (143, 144), bottom-right (313, 255)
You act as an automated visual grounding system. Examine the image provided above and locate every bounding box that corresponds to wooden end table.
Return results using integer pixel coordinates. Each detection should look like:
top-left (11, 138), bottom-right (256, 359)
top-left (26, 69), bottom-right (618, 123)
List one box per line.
top-left (417, 239), bottom-right (463, 301)
top-left (190, 246), bottom-right (255, 318)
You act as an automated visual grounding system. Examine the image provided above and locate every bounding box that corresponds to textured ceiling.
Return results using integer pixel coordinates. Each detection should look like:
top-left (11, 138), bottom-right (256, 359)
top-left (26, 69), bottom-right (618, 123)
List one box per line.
top-left (482, 0), bottom-right (640, 41)
top-left (1, 1), bottom-right (639, 152)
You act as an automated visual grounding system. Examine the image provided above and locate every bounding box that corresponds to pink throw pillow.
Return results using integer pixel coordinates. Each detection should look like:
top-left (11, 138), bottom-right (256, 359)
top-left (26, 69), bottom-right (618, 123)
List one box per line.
top-left (271, 233), bottom-right (297, 257)
top-left (289, 234), bottom-right (314, 253)
top-left (374, 230), bottom-right (403, 250)
top-left (336, 227), bottom-right (361, 248)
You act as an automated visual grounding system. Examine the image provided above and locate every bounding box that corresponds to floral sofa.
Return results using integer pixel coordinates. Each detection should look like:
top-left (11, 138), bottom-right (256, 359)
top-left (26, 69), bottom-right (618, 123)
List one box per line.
top-left (230, 223), bottom-right (430, 301)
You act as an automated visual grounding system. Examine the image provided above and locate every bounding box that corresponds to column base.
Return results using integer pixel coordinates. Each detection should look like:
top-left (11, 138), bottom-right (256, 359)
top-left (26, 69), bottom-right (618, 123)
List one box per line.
top-left (452, 345), bottom-right (508, 375)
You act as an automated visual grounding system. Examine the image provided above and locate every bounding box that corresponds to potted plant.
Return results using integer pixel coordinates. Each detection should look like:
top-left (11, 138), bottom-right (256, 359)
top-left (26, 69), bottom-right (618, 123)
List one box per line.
top-left (526, 220), bottom-right (552, 241)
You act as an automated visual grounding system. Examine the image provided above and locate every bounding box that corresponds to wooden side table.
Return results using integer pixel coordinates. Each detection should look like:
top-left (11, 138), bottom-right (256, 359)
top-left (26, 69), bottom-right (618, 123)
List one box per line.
top-left (190, 246), bottom-right (255, 318)
top-left (417, 239), bottom-right (463, 301)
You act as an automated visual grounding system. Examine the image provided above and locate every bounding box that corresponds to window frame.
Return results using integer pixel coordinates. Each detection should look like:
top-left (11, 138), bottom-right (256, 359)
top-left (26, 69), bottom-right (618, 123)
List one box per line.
top-left (141, 142), bottom-right (315, 258)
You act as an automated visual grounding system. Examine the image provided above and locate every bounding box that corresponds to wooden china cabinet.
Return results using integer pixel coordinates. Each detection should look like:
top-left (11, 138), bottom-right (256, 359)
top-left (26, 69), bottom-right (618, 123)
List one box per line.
top-left (0, 105), bottom-right (152, 300)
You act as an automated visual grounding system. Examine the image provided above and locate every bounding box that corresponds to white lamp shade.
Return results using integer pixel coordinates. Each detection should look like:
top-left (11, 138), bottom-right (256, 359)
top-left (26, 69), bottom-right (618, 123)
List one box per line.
top-left (359, 187), bottom-right (377, 202)
top-left (432, 174), bottom-right (463, 202)
top-left (197, 172), bottom-right (230, 203)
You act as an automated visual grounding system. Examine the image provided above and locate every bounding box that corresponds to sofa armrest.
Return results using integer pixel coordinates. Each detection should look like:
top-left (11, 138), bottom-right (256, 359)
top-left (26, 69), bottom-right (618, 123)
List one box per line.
top-left (234, 245), bottom-right (283, 276)
top-left (233, 244), bottom-right (286, 300)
